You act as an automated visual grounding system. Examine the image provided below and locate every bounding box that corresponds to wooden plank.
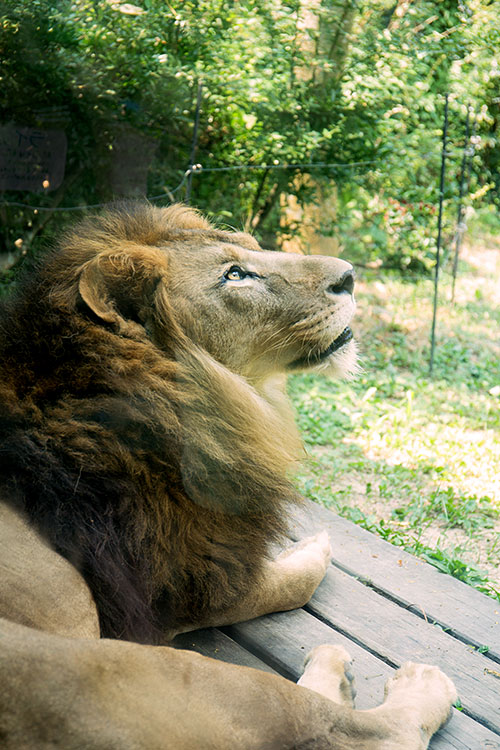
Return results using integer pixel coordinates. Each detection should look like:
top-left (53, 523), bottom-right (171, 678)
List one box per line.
top-left (289, 499), bottom-right (500, 658)
top-left (226, 609), bottom-right (393, 707)
top-left (304, 563), bottom-right (500, 735)
top-left (172, 628), bottom-right (279, 675)
top-left (226, 609), bottom-right (500, 750)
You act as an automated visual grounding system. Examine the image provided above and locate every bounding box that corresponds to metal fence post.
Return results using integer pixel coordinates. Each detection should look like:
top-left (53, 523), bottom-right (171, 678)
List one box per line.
top-left (451, 107), bottom-right (476, 302)
top-left (429, 93), bottom-right (449, 376)
top-left (185, 81), bottom-right (203, 204)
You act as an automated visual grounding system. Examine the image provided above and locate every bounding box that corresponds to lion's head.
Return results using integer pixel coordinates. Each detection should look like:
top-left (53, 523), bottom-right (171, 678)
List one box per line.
top-left (0, 203), bottom-right (357, 642)
top-left (45, 202), bottom-right (357, 383)
top-left (158, 210), bottom-right (357, 381)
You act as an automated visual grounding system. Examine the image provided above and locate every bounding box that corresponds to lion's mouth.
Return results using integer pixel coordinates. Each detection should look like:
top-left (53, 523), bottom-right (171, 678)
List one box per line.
top-left (289, 327), bottom-right (353, 369)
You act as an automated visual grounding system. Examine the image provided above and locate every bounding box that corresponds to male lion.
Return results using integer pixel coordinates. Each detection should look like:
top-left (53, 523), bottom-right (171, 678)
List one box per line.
top-left (0, 204), bottom-right (456, 749)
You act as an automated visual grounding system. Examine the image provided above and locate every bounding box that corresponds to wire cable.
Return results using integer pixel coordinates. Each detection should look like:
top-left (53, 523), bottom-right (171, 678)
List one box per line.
top-left (0, 158), bottom-right (380, 213)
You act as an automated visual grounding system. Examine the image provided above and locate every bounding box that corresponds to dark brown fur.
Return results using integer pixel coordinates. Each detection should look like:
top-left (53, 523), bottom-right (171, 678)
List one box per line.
top-left (0, 204), bottom-right (299, 643)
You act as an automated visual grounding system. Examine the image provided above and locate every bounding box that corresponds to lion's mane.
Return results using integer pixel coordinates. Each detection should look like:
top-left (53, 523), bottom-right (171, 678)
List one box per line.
top-left (0, 205), bottom-right (301, 643)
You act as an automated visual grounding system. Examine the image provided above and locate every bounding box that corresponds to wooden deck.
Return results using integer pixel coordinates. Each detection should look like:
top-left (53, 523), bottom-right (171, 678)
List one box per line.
top-left (173, 498), bottom-right (500, 749)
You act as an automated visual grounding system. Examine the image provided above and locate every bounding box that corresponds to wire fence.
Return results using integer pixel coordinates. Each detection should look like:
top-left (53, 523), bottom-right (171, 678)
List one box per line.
top-left (1, 149), bottom-right (472, 214)
top-left (0, 158), bottom-right (382, 213)
top-left (0, 94), bottom-right (478, 374)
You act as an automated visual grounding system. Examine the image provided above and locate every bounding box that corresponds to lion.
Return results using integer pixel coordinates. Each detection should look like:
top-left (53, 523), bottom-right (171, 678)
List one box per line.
top-left (0, 203), bottom-right (456, 749)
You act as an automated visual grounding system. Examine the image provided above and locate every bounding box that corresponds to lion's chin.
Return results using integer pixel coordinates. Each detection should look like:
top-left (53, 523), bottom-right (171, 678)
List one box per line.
top-left (288, 327), bottom-right (358, 379)
top-left (289, 338), bottom-right (359, 380)
top-left (313, 339), bottom-right (359, 379)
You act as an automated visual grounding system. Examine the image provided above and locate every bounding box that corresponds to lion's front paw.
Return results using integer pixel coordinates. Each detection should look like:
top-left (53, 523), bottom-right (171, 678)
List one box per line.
top-left (298, 644), bottom-right (356, 706)
top-left (385, 662), bottom-right (457, 737)
top-left (278, 531), bottom-right (332, 569)
top-left (275, 531), bottom-right (332, 607)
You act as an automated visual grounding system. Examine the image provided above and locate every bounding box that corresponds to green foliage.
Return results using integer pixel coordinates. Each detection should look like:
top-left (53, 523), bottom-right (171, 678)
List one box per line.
top-left (0, 0), bottom-right (499, 273)
top-left (1, 0), bottom-right (369, 255)
top-left (393, 489), bottom-right (498, 535)
top-left (329, 0), bottom-right (500, 272)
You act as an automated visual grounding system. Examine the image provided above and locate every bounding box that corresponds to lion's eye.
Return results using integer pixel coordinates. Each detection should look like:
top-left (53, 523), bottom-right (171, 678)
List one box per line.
top-left (224, 266), bottom-right (248, 281)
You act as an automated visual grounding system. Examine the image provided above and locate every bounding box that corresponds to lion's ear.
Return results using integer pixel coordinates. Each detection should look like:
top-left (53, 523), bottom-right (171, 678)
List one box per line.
top-left (78, 250), bottom-right (168, 335)
top-left (79, 261), bottom-right (121, 326)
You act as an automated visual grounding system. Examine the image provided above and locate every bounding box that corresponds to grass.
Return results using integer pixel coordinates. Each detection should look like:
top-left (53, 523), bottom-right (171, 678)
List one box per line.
top-left (289, 233), bottom-right (500, 599)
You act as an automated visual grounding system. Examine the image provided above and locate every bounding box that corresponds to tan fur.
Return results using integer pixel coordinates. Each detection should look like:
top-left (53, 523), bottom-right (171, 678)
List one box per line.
top-left (0, 203), bottom-right (456, 748)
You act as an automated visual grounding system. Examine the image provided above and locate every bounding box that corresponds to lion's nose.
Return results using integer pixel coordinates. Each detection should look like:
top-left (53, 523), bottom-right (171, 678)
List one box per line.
top-left (326, 268), bottom-right (355, 296)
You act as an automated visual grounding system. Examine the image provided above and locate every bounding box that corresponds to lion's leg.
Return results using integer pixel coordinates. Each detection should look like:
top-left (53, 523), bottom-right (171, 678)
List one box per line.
top-left (297, 645), bottom-right (356, 707)
top-left (1, 619), bottom-right (456, 750)
top-left (0, 501), bottom-right (100, 639)
top-left (170, 531), bottom-right (332, 637)
top-left (364, 662), bottom-right (458, 749)
top-left (260, 530), bottom-right (333, 611)
top-left (0, 618), bottom-right (375, 750)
